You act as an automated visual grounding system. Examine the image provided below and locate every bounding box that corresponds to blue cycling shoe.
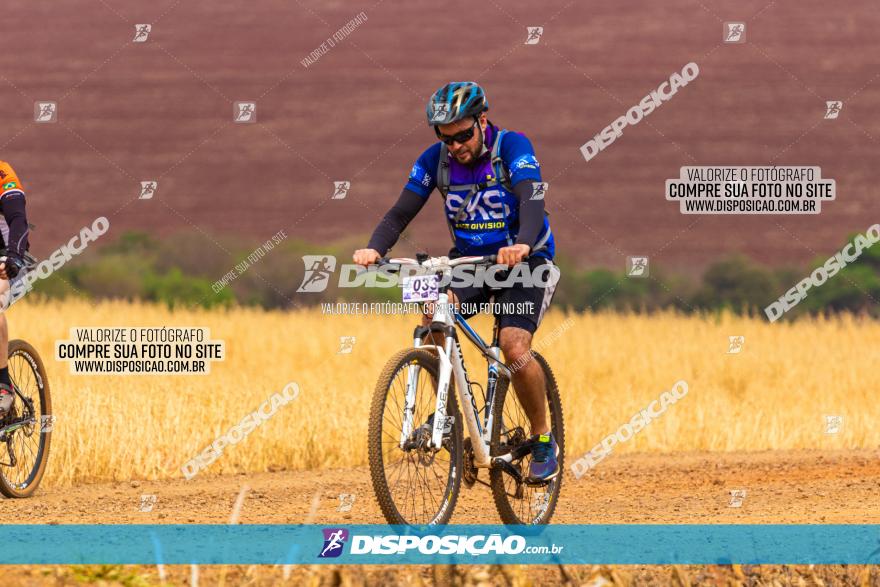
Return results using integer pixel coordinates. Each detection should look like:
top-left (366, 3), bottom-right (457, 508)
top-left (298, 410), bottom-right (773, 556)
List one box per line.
top-left (525, 432), bottom-right (559, 485)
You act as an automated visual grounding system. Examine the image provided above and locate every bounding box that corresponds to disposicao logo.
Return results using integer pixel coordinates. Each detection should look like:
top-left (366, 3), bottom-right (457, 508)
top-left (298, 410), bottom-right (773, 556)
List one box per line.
top-left (318, 528), bottom-right (349, 558)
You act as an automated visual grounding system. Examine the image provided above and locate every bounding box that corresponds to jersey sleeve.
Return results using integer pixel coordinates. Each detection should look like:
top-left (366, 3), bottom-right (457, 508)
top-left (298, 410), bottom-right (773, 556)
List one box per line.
top-left (403, 143), bottom-right (441, 198)
top-left (501, 131), bottom-right (542, 186)
top-left (0, 161), bottom-right (25, 199)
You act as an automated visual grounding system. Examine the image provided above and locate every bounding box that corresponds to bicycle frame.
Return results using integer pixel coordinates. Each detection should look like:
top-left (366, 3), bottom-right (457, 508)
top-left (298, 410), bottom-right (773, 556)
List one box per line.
top-left (401, 289), bottom-right (514, 468)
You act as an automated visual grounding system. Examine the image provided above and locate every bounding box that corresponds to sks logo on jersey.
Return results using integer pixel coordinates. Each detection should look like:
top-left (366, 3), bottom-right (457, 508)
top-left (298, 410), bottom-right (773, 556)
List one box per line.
top-left (318, 528), bottom-right (349, 558)
top-left (445, 189), bottom-right (511, 224)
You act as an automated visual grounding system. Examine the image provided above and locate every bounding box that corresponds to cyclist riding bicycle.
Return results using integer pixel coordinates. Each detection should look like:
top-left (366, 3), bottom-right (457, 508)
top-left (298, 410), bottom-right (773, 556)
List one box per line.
top-left (353, 81), bottom-right (561, 484)
top-left (0, 161), bottom-right (30, 419)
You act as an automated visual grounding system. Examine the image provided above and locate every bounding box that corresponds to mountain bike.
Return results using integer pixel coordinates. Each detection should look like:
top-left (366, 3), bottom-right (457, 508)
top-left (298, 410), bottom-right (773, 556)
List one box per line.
top-left (367, 253), bottom-right (564, 525)
top-left (0, 339), bottom-right (52, 497)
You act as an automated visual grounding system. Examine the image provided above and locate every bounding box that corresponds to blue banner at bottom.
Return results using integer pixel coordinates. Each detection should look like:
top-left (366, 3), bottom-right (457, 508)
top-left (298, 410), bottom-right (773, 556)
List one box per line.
top-left (2, 525), bottom-right (879, 565)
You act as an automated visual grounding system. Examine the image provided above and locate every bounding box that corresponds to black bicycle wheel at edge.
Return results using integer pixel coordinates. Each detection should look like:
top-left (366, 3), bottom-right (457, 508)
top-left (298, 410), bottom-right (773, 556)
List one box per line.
top-left (0, 339), bottom-right (52, 498)
top-left (489, 351), bottom-right (565, 524)
top-left (368, 347), bottom-right (463, 525)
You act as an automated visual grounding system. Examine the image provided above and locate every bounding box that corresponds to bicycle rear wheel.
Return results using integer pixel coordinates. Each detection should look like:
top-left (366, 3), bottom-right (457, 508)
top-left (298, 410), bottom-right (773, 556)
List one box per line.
top-left (489, 351), bottom-right (564, 524)
top-left (368, 347), bottom-right (463, 525)
top-left (0, 339), bottom-right (52, 498)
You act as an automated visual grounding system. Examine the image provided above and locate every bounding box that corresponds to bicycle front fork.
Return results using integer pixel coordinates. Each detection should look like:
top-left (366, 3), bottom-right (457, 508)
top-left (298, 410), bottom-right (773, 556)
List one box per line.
top-left (400, 325), bottom-right (436, 448)
top-left (401, 325), bottom-right (455, 450)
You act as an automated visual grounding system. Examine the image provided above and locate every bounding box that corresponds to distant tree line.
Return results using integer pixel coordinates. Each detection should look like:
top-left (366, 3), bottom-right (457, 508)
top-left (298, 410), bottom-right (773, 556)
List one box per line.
top-left (26, 229), bottom-right (880, 320)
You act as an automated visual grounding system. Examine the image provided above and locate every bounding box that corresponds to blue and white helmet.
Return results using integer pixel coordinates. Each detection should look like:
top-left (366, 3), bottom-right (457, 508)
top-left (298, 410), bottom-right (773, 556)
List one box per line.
top-left (426, 81), bottom-right (488, 126)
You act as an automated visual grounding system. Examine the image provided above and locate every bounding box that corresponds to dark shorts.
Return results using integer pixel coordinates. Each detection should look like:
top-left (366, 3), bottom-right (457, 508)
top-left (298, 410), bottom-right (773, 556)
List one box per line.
top-left (450, 256), bottom-right (560, 334)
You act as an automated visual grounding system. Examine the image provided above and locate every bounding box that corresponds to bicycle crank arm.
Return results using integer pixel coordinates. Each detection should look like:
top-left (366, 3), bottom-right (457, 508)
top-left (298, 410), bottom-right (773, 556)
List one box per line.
top-left (492, 457), bottom-right (523, 483)
top-left (493, 441), bottom-right (533, 464)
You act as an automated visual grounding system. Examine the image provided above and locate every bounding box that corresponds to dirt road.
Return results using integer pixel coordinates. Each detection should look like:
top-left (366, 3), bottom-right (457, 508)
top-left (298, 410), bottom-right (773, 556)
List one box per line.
top-left (4, 449), bottom-right (878, 523)
top-left (3, 450), bottom-right (879, 585)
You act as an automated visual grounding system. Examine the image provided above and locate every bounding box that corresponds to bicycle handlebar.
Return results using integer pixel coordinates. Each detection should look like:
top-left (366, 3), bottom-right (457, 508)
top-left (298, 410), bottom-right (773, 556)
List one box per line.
top-left (0, 249), bottom-right (38, 269)
top-left (370, 245), bottom-right (548, 272)
top-left (377, 254), bottom-right (498, 269)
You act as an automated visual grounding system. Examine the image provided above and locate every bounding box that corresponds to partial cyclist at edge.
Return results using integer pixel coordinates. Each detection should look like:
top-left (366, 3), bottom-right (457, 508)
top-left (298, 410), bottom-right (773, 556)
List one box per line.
top-left (353, 81), bottom-right (561, 484)
top-left (0, 160), bottom-right (30, 420)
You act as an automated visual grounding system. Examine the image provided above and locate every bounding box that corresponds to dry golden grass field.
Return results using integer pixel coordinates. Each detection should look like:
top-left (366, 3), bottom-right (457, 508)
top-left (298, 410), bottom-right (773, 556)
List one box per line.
top-left (7, 296), bottom-right (878, 488)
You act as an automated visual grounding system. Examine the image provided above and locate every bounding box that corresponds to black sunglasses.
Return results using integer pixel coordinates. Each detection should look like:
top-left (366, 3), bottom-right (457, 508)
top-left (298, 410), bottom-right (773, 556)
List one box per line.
top-left (435, 119), bottom-right (479, 145)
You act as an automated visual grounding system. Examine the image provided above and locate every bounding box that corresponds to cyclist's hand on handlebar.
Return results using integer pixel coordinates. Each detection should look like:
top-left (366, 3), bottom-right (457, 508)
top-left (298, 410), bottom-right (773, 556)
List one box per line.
top-left (0, 255), bottom-right (23, 280)
top-left (353, 248), bottom-right (382, 267)
top-left (496, 244), bottom-right (530, 267)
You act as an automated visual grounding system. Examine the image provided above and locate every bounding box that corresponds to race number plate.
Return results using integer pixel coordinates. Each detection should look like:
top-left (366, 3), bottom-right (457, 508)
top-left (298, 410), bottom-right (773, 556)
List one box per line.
top-left (402, 274), bottom-right (439, 303)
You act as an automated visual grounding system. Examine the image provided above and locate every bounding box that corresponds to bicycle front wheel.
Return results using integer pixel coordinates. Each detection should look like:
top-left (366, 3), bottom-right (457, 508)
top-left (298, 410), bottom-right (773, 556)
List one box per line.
top-left (0, 339), bottom-right (52, 498)
top-left (368, 347), bottom-right (463, 525)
